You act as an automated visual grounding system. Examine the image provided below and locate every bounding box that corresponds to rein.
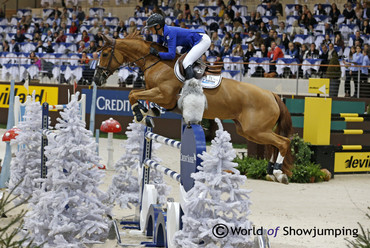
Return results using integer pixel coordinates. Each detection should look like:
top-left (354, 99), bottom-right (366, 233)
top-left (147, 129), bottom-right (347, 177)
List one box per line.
top-left (128, 51), bottom-right (161, 73)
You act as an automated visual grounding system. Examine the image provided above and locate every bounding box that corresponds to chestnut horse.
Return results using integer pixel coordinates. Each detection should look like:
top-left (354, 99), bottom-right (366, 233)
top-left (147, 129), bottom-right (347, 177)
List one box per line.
top-left (94, 32), bottom-right (293, 182)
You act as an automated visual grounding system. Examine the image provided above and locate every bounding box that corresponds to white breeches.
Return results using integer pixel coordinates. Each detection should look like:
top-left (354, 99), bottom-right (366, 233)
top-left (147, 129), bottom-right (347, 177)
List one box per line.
top-left (182, 33), bottom-right (211, 68)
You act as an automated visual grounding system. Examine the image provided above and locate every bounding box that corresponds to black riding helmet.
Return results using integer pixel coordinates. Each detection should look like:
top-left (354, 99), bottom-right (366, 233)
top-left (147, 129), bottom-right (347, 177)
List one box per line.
top-left (146, 13), bottom-right (165, 33)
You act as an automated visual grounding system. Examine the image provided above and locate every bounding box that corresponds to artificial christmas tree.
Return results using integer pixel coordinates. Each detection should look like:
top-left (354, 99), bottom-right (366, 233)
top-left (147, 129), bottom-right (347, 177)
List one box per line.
top-left (107, 121), bottom-right (143, 209)
top-left (8, 92), bottom-right (43, 204)
top-left (174, 118), bottom-right (253, 248)
top-left (24, 92), bottom-right (111, 247)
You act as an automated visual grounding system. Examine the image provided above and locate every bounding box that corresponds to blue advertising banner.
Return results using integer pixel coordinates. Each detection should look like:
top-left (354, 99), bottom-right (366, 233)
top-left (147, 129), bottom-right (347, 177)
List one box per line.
top-left (82, 88), bottom-right (181, 119)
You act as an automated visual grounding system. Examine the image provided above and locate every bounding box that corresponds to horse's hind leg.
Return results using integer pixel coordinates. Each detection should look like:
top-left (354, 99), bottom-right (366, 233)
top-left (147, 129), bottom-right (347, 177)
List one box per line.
top-left (254, 134), bottom-right (289, 184)
top-left (266, 146), bottom-right (278, 182)
top-left (234, 120), bottom-right (290, 184)
top-left (253, 133), bottom-right (290, 184)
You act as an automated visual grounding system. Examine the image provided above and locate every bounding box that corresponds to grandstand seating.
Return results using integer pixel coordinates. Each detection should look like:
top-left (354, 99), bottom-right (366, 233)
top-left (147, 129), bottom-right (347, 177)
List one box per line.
top-left (0, 0), bottom-right (368, 85)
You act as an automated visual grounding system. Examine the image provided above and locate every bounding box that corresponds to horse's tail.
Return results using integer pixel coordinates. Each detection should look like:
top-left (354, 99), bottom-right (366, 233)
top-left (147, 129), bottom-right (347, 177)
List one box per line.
top-left (273, 93), bottom-right (294, 177)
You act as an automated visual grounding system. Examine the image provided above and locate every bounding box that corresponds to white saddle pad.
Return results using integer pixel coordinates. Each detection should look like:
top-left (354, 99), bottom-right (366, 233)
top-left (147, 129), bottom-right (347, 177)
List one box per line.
top-left (174, 59), bottom-right (222, 89)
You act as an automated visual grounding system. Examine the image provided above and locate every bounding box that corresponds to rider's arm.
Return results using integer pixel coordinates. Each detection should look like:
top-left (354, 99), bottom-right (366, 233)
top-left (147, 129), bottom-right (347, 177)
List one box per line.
top-left (158, 31), bottom-right (177, 60)
top-left (157, 35), bottom-right (164, 45)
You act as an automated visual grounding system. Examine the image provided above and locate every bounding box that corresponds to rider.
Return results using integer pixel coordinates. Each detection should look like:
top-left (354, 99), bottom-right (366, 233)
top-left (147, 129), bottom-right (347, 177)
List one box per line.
top-left (145, 13), bottom-right (211, 80)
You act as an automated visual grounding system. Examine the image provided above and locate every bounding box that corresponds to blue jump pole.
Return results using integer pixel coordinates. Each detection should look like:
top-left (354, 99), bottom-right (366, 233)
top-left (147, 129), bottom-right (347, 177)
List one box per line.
top-left (0, 80), bottom-right (15, 188)
top-left (40, 102), bottom-right (49, 179)
top-left (89, 83), bottom-right (97, 133)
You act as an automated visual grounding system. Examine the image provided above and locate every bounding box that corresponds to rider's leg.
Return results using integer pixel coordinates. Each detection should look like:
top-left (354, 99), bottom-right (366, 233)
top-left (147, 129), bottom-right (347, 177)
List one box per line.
top-left (183, 33), bottom-right (211, 80)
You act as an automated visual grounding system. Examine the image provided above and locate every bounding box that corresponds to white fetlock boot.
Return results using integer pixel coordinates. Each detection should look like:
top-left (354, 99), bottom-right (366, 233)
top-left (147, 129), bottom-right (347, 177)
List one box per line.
top-left (131, 102), bottom-right (148, 123)
top-left (273, 152), bottom-right (289, 184)
top-left (273, 169), bottom-right (289, 184)
top-left (266, 161), bottom-right (277, 182)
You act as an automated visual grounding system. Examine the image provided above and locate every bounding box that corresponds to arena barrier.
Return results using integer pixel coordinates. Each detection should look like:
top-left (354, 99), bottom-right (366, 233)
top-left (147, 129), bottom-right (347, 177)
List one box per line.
top-left (14, 93), bottom-right (86, 127)
top-left (120, 121), bottom-right (206, 248)
top-left (301, 97), bottom-right (370, 175)
top-left (0, 80), bottom-right (15, 188)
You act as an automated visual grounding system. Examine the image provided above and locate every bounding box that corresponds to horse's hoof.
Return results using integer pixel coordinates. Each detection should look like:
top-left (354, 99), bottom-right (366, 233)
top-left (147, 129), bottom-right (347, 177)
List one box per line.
top-left (93, 80), bottom-right (101, 86)
top-left (280, 174), bottom-right (289, 184)
top-left (148, 106), bottom-right (161, 117)
top-left (134, 113), bottom-right (144, 123)
top-left (273, 169), bottom-right (289, 184)
top-left (145, 117), bottom-right (155, 128)
top-left (266, 174), bottom-right (277, 182)
top-left (134, 115), bottom-right (145, 124)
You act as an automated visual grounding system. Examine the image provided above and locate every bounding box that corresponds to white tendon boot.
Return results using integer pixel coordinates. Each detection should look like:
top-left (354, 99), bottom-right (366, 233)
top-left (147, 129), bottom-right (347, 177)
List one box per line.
top-left (131, 102), bottom-right (155, 128)
top-left (266, 156), bottom-right (277, 182)
top-left (273, 153), bottom-right (289, 184)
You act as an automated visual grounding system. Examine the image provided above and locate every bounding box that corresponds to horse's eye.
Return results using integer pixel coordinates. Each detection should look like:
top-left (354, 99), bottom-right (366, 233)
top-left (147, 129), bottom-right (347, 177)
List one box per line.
top-left (102, 53), bottom-right (108, 57)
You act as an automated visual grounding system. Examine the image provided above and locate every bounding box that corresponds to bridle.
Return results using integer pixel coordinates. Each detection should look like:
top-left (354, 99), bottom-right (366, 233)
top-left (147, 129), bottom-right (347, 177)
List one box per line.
top-left (96, 39), bottom-right (123, 79)
top-left (97, 38), bottom-right (162, 78)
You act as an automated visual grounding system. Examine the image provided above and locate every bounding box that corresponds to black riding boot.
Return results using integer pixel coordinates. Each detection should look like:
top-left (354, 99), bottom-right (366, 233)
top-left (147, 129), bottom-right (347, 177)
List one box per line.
top-left (185, 65), bottom-right (194, 80)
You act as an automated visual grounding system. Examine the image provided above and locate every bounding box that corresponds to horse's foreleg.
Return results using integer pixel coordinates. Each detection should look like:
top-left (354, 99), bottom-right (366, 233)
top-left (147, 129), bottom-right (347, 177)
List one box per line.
top-left (129, 87), bottom-right (176, 127)
top-left (128, 89), bottom-right (146, 105)
top-left (129, 87), bottom-right (176, 109)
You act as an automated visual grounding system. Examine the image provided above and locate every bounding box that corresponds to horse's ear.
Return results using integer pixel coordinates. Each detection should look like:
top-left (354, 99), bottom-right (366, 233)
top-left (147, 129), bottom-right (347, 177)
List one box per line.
top-left (101, 34), bottom-right (114, 45)
top-left (134, 29), bottom-right (141, 37)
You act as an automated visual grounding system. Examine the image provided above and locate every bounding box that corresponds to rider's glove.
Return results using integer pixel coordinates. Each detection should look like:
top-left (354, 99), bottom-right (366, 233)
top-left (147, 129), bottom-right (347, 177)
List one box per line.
top-left (150, 47), bottom-right (159, 57)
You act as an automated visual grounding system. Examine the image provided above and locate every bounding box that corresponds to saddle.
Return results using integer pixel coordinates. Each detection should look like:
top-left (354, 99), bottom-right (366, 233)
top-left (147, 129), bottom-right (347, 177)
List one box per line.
top-left (177, 53), bottom-right (223, 79)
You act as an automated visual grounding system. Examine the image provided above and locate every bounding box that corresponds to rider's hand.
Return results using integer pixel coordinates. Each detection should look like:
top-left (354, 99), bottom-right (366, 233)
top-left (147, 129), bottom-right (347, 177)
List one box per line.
top-left (150, 47), bottom-right (159, 57)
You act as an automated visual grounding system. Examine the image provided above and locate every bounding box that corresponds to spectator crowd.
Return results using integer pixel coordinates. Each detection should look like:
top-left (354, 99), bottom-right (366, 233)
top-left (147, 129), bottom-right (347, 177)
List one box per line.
top-left (0, 0), bottom-right (369, 96)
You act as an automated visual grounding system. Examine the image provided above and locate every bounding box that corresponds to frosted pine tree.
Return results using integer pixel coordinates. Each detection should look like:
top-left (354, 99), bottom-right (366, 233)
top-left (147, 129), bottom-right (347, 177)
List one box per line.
top-left (174, 118), bottom-right (253, 248)
top-left (107, 121), bottom-right (143, 209)
top-left (8, 92), bottom-right (43, 204)
top-left (149, 141), bottom-right (170, 205)
top-left (107, 120), bottom-right (170, 209)
top-left (24, 92), bottom-right (111, 247)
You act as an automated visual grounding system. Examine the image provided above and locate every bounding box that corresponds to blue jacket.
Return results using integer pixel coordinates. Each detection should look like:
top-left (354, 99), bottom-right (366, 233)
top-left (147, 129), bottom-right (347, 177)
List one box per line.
top-left (351, 52), bottom-right (363, 72)
top-left (287, 48), bottom-right (299, 59)
top-left (157, 25), bottom-right (205, 60)
top-left (361, 55), bottom-right (369, 75)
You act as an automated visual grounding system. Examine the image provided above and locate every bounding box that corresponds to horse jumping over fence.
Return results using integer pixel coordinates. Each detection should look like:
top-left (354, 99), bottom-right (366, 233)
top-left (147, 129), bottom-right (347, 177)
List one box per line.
top-left (93, 32), bottom-right (293, 183)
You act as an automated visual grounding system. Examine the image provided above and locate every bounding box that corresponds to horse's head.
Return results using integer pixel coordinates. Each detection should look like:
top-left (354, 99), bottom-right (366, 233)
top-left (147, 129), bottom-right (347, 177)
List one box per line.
top-left (94, 31), bottom-right (167, 86)
top-left (94, 34), bottom-right (128, 86)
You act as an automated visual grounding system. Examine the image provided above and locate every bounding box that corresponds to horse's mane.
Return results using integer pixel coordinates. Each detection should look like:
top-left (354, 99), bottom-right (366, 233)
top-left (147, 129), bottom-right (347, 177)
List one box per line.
top-left (125, 30), bottom-right (143, 40)
top-left (122, 30), bottom-right (168, 53)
